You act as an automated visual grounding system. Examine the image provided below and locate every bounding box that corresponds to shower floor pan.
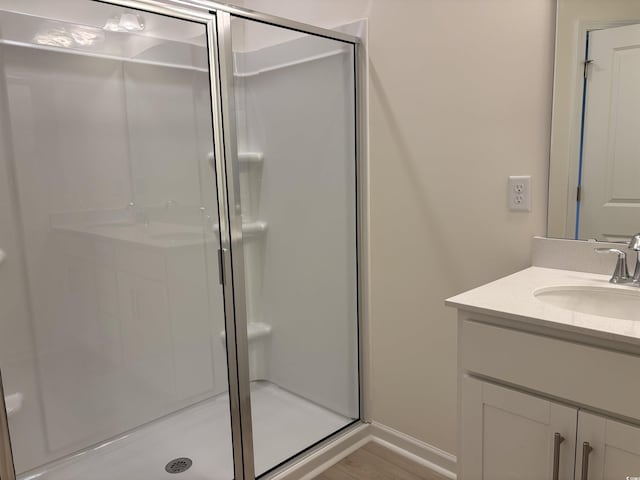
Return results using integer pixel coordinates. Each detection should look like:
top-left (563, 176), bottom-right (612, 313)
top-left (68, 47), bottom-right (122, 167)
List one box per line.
top-left (20, 381), bottom-right (353, 480)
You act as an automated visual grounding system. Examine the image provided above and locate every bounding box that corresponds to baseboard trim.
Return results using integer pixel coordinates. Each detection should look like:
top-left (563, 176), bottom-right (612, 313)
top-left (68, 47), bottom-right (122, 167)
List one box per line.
top-left (267, 421), bottom-right (457, 480)
top-left (369, 422), bottom-right (457, 479)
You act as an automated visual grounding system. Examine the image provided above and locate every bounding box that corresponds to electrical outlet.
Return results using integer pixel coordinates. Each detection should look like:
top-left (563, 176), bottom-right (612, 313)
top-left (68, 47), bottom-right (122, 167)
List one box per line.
top-left (509, 176), bottom-right (531, 211)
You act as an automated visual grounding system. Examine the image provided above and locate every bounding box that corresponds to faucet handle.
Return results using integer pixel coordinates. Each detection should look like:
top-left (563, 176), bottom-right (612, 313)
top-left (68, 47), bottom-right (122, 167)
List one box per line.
top-left (629, 233), bottom-right (640, 251)
top-left (595, 248), bottom-right (630, 284)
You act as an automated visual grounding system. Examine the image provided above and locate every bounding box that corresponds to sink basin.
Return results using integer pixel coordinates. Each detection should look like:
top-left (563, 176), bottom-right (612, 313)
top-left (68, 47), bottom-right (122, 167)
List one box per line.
top-left (534, 285), bottom-right (640, 321)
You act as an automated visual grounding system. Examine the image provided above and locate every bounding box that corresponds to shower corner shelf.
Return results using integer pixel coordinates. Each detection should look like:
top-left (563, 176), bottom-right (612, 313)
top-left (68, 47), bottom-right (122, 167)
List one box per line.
top-left (5, 393), bottom-right (23, 417)
top-left (242, 220), bottom-right (267, 236)
top-left (238, 152), bottom-right (264, 165)
top-left (219, 322), bottom-right (272, 344)
top-left (213, 220), bottom-right (267, 238)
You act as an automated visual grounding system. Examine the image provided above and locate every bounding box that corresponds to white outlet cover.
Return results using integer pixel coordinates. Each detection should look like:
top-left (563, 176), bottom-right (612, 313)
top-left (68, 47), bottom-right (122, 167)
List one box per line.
top-left (508, 175), bottom-right (531, 211)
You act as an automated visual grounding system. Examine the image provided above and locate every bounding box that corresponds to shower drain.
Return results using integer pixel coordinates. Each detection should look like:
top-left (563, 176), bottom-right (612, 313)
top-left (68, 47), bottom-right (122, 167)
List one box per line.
top-left (165, 457), bottom-right (193, 474)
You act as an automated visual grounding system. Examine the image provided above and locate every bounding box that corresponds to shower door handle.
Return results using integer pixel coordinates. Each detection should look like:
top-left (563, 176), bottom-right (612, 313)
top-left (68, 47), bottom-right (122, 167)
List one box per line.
top-left (0, 370), bottom-right (16, 480)
top-left (217, 248), bottom-right (226, 285)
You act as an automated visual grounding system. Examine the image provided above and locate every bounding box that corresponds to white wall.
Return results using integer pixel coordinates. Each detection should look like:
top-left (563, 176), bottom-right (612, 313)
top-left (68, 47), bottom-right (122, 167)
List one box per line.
top-left (235, 0), bottom-right (555, 455)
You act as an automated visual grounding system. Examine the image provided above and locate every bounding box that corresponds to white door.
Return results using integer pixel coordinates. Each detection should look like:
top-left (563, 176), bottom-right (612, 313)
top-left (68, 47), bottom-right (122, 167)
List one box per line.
top-left (461, 377), bottom-right (577, 480)
top-left (579, 23), bottom-right (640, 241)
top-left (576, 411), bottom-right (640, 480)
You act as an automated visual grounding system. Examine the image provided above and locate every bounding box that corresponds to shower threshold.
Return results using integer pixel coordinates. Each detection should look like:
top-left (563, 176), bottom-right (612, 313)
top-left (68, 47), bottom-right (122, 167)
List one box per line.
top-left (19, 381), bottom-right (354, 480)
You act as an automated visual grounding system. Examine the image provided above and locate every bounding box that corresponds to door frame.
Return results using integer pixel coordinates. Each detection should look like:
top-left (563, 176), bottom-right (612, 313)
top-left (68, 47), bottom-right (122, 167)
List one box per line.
top-left (555, 18), bottom-right (640, 239)
top-left (574, 21), bottom-right (640, 241)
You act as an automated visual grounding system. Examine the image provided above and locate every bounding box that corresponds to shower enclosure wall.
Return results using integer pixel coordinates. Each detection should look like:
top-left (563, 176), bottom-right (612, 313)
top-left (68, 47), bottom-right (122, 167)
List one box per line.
top-left (0, 1), bottom-right (364, 479)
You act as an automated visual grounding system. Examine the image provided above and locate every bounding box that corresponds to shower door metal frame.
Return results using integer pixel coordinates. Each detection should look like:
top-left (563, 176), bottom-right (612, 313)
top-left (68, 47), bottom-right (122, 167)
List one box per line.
top-left (210, 9), bottom-right (368, 480)
top-left (96, 3), bottom-right (258, 478)
top-left (0, 1), bottom-right (367, 479)
top-left (212, 10), bottom-right (256, 480)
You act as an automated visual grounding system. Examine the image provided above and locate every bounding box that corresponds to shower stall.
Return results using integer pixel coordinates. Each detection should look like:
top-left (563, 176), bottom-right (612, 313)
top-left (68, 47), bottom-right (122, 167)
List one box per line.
top-left (0, 1), bottom-right (365, 479)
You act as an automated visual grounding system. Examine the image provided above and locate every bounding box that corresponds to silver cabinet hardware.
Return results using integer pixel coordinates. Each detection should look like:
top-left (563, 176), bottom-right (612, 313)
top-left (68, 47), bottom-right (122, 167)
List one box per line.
top-left (552, 432), bottom-right (565, 480)
top-left (580, 441), bottom-right (593, 480)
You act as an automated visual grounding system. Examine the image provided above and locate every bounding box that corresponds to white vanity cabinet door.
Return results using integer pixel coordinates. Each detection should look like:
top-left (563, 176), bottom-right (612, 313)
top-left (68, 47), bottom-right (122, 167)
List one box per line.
top-left (461, 376), bottom-right (577, 480)
top-left (576, 411), bottom-right (640, 480)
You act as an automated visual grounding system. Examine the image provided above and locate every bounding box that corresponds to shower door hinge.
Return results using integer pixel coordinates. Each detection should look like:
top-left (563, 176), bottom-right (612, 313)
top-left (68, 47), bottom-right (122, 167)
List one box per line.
top-left (584, 59), bottom-right (593, 79)
top-left (577, 186), bottom-right (582, 202)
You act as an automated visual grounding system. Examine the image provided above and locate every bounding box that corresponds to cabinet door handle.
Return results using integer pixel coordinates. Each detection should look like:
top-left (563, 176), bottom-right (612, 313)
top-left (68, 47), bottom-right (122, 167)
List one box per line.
top-left (552, 432), bottom-right (565, 480)
top-left (580, 441), bottom-right (593, 480)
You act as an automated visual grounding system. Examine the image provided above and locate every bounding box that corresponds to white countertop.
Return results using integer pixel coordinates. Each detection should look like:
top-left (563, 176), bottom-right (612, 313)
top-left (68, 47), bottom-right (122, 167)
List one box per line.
top-left (446, 266), bottom-right (640, 347)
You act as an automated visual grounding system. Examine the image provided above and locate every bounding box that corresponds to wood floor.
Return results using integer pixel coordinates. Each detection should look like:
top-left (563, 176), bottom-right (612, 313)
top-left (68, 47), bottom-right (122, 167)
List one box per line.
top-left (314, 442), bottom-right (449, 480)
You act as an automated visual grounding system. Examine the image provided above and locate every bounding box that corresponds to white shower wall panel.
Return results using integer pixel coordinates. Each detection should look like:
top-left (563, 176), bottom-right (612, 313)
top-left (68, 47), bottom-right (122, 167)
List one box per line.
top-left (235, 35), bottom-right (358, 418)
top-left (123, 63), bottom-right (213, 213)
top-left (1, 44), bottom-right (227, 472)
top-left (0, 43), bottom-right (52, 474)
top-left (5, 48), bottom-right (132, 213)
top-left (4, 46), bottom-right (134, 457)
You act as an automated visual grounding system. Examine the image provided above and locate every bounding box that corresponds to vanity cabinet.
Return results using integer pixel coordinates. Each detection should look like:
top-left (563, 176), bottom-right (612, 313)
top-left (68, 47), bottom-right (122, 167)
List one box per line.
top-left (461, 377), bottom-right (576, 480)
top-left (456, 314), bottom-right (640, 480)
top-left (577, 411), bottom-right (640, 480)
top-left (462, 377), bottom-right (640, 479)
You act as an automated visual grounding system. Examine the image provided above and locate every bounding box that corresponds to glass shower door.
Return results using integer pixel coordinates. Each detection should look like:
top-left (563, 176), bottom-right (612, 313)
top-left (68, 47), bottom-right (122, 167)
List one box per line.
top-left (220, 14), bottom-right (360, 477)
top-left (0, 2), bottom-right (236, 479)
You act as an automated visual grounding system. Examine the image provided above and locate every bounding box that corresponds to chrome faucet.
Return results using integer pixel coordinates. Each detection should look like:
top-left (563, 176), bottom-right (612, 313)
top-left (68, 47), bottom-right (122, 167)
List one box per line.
top-left (127, 201), bottom-right (149, 227)
top-left (594, 233), bottom-right (640, 285)
top-left (595, 248), bottom-right (630, 284)
top-left (628, 233), bottom-right (640, 285)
